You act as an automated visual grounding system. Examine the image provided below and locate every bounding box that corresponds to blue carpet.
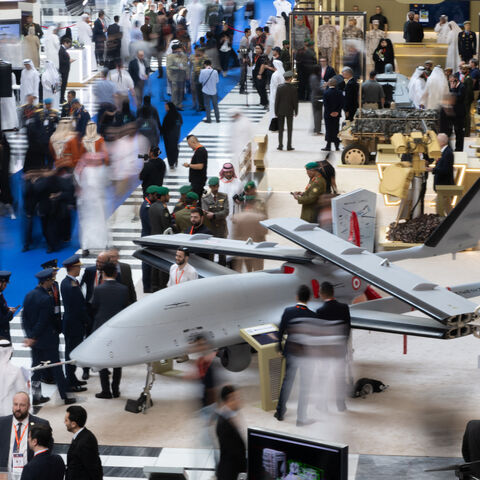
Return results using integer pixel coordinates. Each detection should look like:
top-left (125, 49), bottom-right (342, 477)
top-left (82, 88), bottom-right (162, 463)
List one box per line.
top-left (0, 0), bottom-right (284, 308)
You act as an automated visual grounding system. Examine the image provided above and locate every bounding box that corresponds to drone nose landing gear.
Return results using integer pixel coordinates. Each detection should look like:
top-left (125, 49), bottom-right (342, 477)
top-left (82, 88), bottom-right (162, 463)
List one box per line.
top-left (125, 363), bottom-right (156, 414)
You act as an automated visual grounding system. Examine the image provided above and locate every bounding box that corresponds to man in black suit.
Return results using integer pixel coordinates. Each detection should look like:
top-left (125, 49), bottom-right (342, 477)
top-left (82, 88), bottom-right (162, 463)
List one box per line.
top-left (107, 248), bottom-right (137, 305)
top-left (319, 56), bottom-right (335, 82)
top-left (427, 132), bottom-right (455, 214)
top-left (448, 75), bottom-right (466, 152)
top-left (128, 50), bottom-right (151, 106)
top-left (59, 36), bottom-right (73, 104)
top-left (64, 405), bottom-right (103, 480)
top-left (0, 392), bottom-right (49, 473)
top-left (61, 255), bottom-right (89, 391)
top-left (92, 11), bottom-right (107, 66)
top-left (106, 15), bottom-right (122, 68)
top-left (216, 385), bottom-right (246, 480)
top-left (342, 66), bottom-right (358, 123)
top-left (21, 424), bottom-right (64, 480)
top-left (92, 262), bottom-right (128, 398)
top-left (322, 78), bottom-right (344, 151)
top-left (315, 281), bottom-right (351, 412)
top-left (274, 285), bottom-right (318, 424)
top-left (274, 71), bottom-right (298, 151)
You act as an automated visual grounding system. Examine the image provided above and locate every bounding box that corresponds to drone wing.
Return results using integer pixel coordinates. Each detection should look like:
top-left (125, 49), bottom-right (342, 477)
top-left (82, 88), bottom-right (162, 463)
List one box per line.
top-left (134, 233), bottom-right (312, 263)
top-left (262, 218), bottom-right (478, 323)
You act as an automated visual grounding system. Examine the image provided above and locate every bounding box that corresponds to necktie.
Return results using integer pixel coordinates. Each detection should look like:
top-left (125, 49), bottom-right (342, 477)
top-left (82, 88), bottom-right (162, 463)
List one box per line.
top-left (213, 196), bottom-right (217, 203)
top-left (13, 423), bottom-right (22, 453)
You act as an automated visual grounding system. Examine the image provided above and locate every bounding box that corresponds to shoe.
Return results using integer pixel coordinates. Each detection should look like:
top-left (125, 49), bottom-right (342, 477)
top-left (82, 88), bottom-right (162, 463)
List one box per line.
top-left (112, 391), bottom-right (120, 398)
top-left (216, 120), bottom-right (220, 123)
top-left (41, 379), bottom-right (55, 385)
top-left (75, 380), bottom-right (87, 386)
top-left (287, 147), bottom-right (295, 151)
top-left (335, 145), bottom-right (341, 151)
top-left (64, 398), bottom-right (77, 405)
top-left (21, 246), bottom-right (30, 252)
top-left (296, 418), bottom-right (316, 427)
top-left (274, 411), bottom-right (284, 421)
top-left (68, 386), bottom-right (87, 393)
top-left (82, 370), bottom-right (90, 380)
top-left (32, 396), bottom-right (50, 406)
top-left (277, 146), bottom-right (283, 151)
top-left (95, 391), bottom-right (113, 399)
top-left (82, 249), bottom-right (90, 256)
top-left (203, 120), bottom-right (211, 123)
top-left (321, 147), bottom-right (331, 151)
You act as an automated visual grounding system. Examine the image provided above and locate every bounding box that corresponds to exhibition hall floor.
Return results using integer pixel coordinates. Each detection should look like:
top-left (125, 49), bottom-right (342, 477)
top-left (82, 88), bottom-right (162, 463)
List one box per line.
top-left (9, 96), bottom-right (480, 479)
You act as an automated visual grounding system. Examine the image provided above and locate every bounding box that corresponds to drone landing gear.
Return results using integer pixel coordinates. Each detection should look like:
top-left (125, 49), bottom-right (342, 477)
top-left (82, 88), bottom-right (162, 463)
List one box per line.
top-left (125, 363), bottom-right (155, 414)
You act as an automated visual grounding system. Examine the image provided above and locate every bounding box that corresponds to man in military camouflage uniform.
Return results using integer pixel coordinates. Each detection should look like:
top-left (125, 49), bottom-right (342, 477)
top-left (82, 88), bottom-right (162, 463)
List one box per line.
top-left (202, 176), bottom-right (229, 264)
top-left (167, 43), bottom-right (188, 109)
top-left (174, 191), bottom-right (199, 232)
top-left (365, 20), bottom-right (384, 73)
top-left (318, 16), bottom-right (339, 68)
top-left (292, 16), bottom-right (309, 52)
top-left (293, 162), bottom-right (326, 223)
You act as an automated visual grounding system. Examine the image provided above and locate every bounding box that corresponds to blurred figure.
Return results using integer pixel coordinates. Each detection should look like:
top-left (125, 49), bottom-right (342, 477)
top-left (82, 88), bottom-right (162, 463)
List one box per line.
top-left (446, 21), bottom-right (462, 71)
top-left (409, 66), bottom-right (427, 108)
top-left (140, 185), bottom-right (157, 293)
top-left (342, 66), bottom-right (358, 122)
top-left (107, 248), bottom-right (136, 305)
top-left (140, 146), bottom-right (165, 195)
top-left (443, 75), bottom-right (466, 151)
top-left (137, 95), bottom-right (161, 148)
top-left (322, 78), bottom-right (343, 151)
top-left (167, 43), bottom-right (188, 109)
top-left (71, 99), bottom-right (91, 137)
top-left (167, 248), bottom-right (198, 286)
top-left (309, 65), bottom-right (325, 135)
top-left (106, 15), bottom-right (122, 67)
top-left (216, 385), bottom-right (246, 480)
top-left (41, 61), bottom-right (62, 110)
top-left (0, 341), bottom-right (27, 415)
top-left (435, 15), bottom-right (449, 43)
top-left (275, 285), bottom-right (318, 423)
top-left (188, 0), bottom-right (205, 43)
top-left (22, 424), bottom-right (65, 480)
top-left (0, 272), bottom-right (18, 342)
top-left (422, 65), bottom-right (449, 110)
top-left (128, 50), bottom-right (151, 106)
top-left (229, 111), bottom-right (254, 173)
top-left (64, 405), bottom-right (103, 480)
top-left (462, 420), bottom-right (480, 464)
top-left (92, 262), bottom-right (128, 399)
top-left (59, 37), bottom-right (73, 104)
top-left (20, 59), bottom-right (40, 103)
top-left (315, 281), bottom-right (351, 413)
top-left (77, 14), bottom-right (93, 50)
top-left (162, 102), bottom-right (183, 169)
top-left (23, 27), bottom-right (40, 69)
top-left (74, 121), bottom-right (109, 256)
top-left (1, 73), bottom-right (19, 131)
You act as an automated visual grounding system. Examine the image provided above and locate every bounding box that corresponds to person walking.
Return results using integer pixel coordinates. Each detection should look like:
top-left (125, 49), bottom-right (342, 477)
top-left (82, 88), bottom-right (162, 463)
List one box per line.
top-left (0, 272), bottom-right (17, 342)
top-left (91, 262), bottom-right (128, 399)
top-left (166, 43), bottom-right (188, 109)
top-left (322, 78), bottom-right (343, 151)
top-left (128, 50), bottom-right (150, 107)
top-left (274, 285), bottom-right (318, 424)
top-left (274, 71), bottom-right (298, 151)
top-left (309, 65), bottom-right (324, 135)
top-left (162, 102), bottom-right (183, 169)
top-left (59, 37), bottom-right (73, 104)
top-left (22, 269), bottom-right (76, 406)
top-left (199, 59), bottom-right (220, 123)
top-left (184, 135), bottom-right (208, 198)
top-left (64, 406), bottom-right (103, 480)
top-left (252, 44), bottom-right (269, 108)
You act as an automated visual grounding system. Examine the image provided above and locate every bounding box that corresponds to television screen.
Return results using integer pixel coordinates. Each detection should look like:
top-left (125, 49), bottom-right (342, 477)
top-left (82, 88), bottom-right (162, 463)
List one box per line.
top-left (0, 22), bottom-right (20, 39)
top-left (410, 1), bottom-right (470, 28)
top-left (248, 428), bottom-right (348, 480)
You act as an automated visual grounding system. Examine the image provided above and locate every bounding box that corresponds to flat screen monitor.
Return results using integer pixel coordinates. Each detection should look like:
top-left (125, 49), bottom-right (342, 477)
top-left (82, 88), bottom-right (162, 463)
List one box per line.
top-left (0, 22), bottom-right (20, 39)
top-left (248, 428), bottom-right (348, 480)
top-left (410, 1), bottom-right (470, 28)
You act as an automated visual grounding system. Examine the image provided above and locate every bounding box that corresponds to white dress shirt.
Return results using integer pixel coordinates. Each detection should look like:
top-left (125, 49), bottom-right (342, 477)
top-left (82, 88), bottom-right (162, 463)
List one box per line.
top-left (167, 263), bottom-right (198, 287)
top-left (9, 415), bottom-right (29, 477)
top-left (72, 427), bottom-right (85, 440)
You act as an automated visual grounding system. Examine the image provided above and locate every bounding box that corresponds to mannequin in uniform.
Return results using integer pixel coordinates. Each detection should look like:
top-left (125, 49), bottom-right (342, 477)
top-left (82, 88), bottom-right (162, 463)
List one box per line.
top-left (318, 17), bottom-right (338, 68)
top-left (366, 20), bottom-right (385, 73)
top-left (74, 122), bottom-right (109, 254)
top-left (1, 72), bottom-right (19, 131)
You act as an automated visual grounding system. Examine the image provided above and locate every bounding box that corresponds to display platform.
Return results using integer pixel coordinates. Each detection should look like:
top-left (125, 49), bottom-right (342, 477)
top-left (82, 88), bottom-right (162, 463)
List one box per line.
top-left (68, 44), bottom-right (97, 86)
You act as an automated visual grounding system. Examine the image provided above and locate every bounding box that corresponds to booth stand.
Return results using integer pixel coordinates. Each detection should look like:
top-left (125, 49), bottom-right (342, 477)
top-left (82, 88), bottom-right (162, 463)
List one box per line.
top-left (239, 324), bottom-right (284, 412)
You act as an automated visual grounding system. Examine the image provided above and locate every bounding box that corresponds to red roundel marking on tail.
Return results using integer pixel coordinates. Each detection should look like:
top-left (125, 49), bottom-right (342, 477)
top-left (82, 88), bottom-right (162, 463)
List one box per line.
top-left (352, 276), bottom-right (361, 291)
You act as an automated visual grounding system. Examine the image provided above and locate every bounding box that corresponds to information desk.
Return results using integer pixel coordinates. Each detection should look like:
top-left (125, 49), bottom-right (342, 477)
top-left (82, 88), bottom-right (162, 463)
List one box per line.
top-left (240, 324), bottom-right (284, 412)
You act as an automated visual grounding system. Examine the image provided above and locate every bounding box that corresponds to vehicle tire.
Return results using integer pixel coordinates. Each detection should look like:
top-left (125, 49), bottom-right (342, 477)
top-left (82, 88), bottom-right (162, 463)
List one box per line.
top-left (341, 143), bottom-right (369, 165)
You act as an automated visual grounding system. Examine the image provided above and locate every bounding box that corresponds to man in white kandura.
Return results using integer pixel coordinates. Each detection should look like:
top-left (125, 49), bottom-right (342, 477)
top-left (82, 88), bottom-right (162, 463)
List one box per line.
top-left (167, 248), bottom-right (198, 287)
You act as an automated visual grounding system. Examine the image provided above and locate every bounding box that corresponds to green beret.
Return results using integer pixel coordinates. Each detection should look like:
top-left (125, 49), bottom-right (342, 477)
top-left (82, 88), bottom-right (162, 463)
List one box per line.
top-left (156, 186), bottom-right (169, 196)
top-left (179, 184), bottom-right (192, 194)
top-left (282, 40), bottom-right (289, 45)
top-left (305, 162), bottom-right (319, 170)
top-left (306, 40), bottom-right (314, 46)
top-left (208, 176), bottom-right (219, 186)
top-left (186, 191), bottom-right (199, 200)
top-left (244, 180), bottom-right (256, 191)
top-left (146, 185), bottom-right (159, 194)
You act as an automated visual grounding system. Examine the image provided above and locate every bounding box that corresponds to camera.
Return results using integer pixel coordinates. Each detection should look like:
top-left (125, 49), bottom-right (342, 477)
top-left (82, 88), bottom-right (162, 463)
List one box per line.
top-left (238, 47), bottom-right (248, 55)
top-left (138, 153), bottom-right (149, 161)
top-left (233, 193), bottom-right (245, 202)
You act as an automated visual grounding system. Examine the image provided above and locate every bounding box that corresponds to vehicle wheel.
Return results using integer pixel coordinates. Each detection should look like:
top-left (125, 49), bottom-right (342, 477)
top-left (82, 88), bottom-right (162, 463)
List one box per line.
top-left (341, 143), bottom-right (369, 165)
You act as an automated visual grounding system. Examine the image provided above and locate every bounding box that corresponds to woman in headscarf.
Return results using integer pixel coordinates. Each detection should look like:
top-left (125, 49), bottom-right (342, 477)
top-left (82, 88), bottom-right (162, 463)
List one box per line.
top-left (41, 60), bottom-right (62, 110)
top-left (23, 27), bottom-right (40, 69)
top-left (161, 101), bottom-right (183, 169)
top-left (20, 59), bottom-right (40, 103)
top-left (74, 121), bottom-right (109, 255)
top-left (44, 26), bottom-right (60, 69)
top-left (137, 95), bottom-right (161, 147)
top-left (408, 66), bottom-right (427, 108)
top-left (114, 98), bottom-right (136, 126)
top-left (269, 59), bottom-right (285, 120)
top-left (422, 65), bottom-right (449, 110)
top-left (446, 21), bottom-right (462, 70)
top-left (372, 38), bottom-right (394, 74)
